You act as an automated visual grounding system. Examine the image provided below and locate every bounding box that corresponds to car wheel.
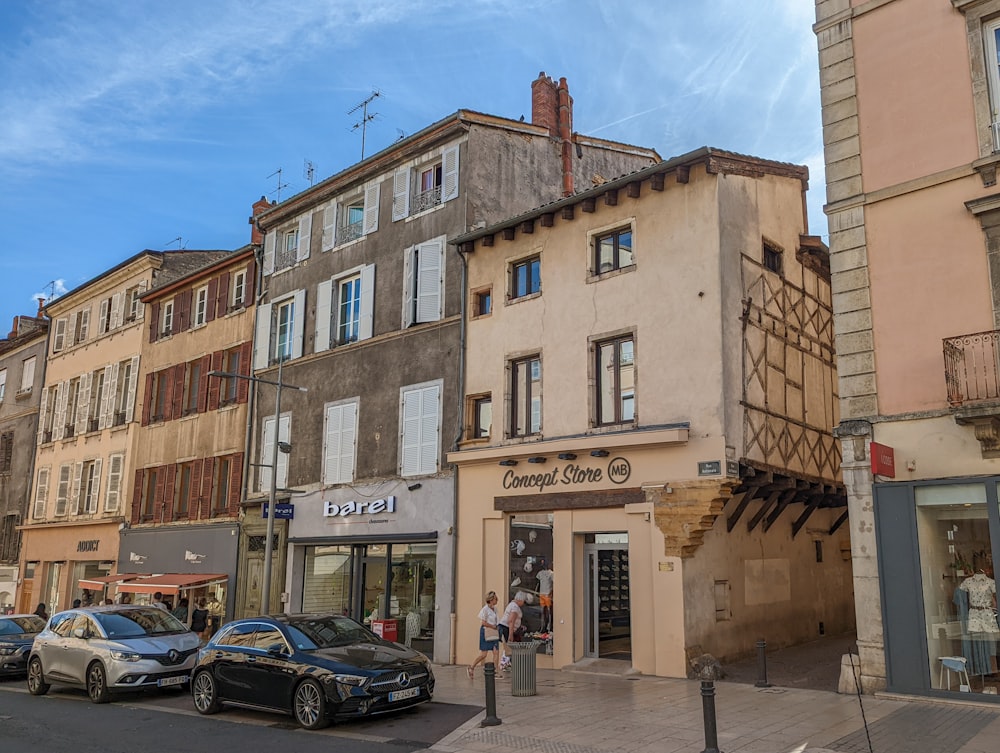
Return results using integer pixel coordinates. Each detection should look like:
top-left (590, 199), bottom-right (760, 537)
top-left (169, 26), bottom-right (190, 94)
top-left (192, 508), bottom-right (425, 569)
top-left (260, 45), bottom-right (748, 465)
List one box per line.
top-left (26, 657), bottom-right (49, 696)
top-left (87, 661), bottom-right (111, 704)
top-left (192, 670), bottom-right (221, 715)
top-left (293, 678), bottom-right (329, 730)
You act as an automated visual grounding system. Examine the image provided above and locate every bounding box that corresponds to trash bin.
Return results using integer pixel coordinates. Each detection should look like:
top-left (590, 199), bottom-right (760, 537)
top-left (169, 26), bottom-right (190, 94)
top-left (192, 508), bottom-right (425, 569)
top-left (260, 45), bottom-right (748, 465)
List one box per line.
top-left (508, 641), bottom-right (540, 696)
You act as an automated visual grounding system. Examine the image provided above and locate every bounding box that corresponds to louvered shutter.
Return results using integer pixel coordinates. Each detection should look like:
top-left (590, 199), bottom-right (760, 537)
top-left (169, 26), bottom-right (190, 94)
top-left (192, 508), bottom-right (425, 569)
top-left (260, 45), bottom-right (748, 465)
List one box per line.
top-left (245, 259), bottom-right (256, 303)
top-left (237, 342), bottom-right (252, 402)
top-left (99, 299), bottom-right (110, 334)
top-left (136, 281), bottom-right (147, 320)
top-left (53, 318), bottom-right (67, 352)
top-left (402, 246), bottom-right (415, 328)
top-left (98, 364), bottom-right (113, 430)
top-left (260, 418), bottom-right (275, 492)
top-left (207, 351), bottom-right (223, 410)
top-left (363, 183), bottom-right (380, 235)
top-left (228, 453), bottom-right (243, 509)
top-left (206, 278), bottom-right (219, 323)
top-left (442, 144), bottom-right (460, 202)
top-left (105, 454), bottom-right (123, 513)
top-left (297, 214), bottom-right (312, 262)
top-left (71, 461), bottom-right (83, 514)
top-left (111, 292), bottom-right (124, 330)
top-left (400, 385), bottom-right (440, 476)
top-left (263, 232), bottom-right (275, 275)
top-left (68, 312), bottom-right (78, 346)
top-left (322, 204), bottom-right (337, 250)
top-left (78, 308), bottom-right (90, 341)
top-left (291, 289), bottom-right (306, 359)
top-left (324, 402), bottom-right (357, 485)
top-left (148, 302), bottom-right (159, 342)
top-left (254, 303), bottom-right (272, 369)
top-left (359, 264), bottom-right (375, 341)
top-left (33, 467), bottom-right (49, 519)
top-left (415, 239), bottom-right (443, 323)
top-left (88, 458), bottom-right (102, 513)
top-left (216, 272), bottom-right (230, 315)
top-left (124, 355), bottom-right (139, 423)
top-left (76, 372), bottom-right (92, 435)
top-left (36, 387), bottom-right (48, 445)
top-left (55, 465), bottom-right (71, 516)
top-left (53, 381), bottom-right (68, 441)
top-left (315, 279), bottom-right (333, 353)
top-left (392, 167), bottom-right (410, 220)
top-left (277, 414), bottom-right (290, 488)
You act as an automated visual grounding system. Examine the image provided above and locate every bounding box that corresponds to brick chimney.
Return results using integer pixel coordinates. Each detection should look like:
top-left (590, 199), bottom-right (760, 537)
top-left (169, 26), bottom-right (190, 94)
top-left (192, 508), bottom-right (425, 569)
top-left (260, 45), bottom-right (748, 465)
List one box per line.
top-left (557, 77), bottom-right (574, 197)
top-left (249, 195), bottom-right (273, 245)
top-left (531, 72), bottom-right (559, 136)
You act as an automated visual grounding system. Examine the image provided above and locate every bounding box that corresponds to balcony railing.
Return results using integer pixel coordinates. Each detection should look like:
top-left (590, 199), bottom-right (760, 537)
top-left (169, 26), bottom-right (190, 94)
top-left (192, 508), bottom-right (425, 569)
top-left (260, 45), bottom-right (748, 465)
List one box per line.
top-left (944, 329), bottom-right (1000, 407)
top-left (338, 220), bottom-right (363, 244)
top-left (411, 185), bottom-right (442, 214)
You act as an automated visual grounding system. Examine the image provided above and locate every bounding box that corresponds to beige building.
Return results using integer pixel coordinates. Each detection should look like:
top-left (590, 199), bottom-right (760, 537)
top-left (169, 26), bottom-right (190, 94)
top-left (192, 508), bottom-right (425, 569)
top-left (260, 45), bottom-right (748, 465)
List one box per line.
top-left (815, 0), bottom-right (1000, 698)
top-left (450, 149), bottom-right (852, 677)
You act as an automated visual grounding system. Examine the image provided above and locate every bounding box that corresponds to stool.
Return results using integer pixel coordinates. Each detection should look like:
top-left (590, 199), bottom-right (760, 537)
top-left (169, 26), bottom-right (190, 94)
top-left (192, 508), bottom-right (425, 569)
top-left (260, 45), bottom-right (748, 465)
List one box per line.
top-left (939, 656), bottom-right (971, 690)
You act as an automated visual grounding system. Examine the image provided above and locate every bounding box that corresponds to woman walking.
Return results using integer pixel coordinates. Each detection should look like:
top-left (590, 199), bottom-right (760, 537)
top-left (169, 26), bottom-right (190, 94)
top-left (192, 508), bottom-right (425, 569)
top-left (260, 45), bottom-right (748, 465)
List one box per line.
top-left (468, 591), bottom-right (501, 679)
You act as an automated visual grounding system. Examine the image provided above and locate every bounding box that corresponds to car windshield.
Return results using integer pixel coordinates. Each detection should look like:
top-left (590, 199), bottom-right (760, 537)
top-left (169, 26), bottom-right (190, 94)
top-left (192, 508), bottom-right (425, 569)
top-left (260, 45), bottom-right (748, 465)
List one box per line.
top-left (0, 615), bottom-right (45, 635)
top-left (284, 616), bottom-right (379, 650)
top-left (93, 608), bottom-right (188, 638)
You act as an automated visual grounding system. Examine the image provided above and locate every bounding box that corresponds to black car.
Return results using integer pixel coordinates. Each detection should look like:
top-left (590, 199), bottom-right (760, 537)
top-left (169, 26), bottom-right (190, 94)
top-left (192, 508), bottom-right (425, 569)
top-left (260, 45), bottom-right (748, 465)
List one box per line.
top-left (0, 614), bottom-right (46, 677)
top-left (190, 614), bottom-right (434, 729)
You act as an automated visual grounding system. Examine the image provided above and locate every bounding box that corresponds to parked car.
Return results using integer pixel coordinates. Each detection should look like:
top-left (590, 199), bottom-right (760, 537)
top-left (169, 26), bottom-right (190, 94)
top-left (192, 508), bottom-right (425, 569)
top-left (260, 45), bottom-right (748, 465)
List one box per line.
top-left (26, 605), bottom-right (200, 703)
top-left (0, 614), bottom-right (46, 677)
top-left (190, 613), bottom-right (434, 729)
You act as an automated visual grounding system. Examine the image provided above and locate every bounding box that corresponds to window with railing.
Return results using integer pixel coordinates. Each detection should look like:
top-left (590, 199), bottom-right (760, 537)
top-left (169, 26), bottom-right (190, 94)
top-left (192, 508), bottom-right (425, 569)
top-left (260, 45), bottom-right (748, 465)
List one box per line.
top-left (276, 228), bottom-right (299, 271)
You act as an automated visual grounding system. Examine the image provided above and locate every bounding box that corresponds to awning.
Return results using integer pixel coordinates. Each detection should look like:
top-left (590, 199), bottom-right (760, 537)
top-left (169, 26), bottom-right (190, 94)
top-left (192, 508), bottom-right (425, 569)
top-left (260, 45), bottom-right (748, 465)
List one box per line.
top-left (78, 573), bottom-right (144, 590)
top-left (115, 573), bottom-right (228, 596)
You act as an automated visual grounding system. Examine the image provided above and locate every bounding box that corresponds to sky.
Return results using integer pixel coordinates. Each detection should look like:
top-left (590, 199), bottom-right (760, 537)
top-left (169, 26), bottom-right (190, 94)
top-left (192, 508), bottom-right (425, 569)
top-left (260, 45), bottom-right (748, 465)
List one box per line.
top-left (0, 0), bottom-right (823, 332)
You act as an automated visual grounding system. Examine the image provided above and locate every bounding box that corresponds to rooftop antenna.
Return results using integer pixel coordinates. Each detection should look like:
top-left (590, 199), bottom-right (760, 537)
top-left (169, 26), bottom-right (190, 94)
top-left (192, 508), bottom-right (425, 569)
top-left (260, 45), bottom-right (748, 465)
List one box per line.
top-left (349, 89), bottom-right (381, 160)
top-left (164, 236), bottom-right (186, 250)
top-left (303, 159), bottom-right (317, 187)
top-left (44, 280), bottom-right (58, 304)
top-left (267, 167), bottom-right (289, 202)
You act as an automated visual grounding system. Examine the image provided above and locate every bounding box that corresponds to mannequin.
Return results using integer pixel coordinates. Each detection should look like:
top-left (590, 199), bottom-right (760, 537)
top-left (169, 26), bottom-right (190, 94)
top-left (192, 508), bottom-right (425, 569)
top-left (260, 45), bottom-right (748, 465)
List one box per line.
top-left (957, 569), bottom-right (1000, 678)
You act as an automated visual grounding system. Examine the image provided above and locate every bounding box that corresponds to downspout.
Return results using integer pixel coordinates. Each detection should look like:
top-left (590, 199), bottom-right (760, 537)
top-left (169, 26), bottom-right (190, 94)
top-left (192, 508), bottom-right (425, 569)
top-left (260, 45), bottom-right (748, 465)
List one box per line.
top-left (449, 243), bottom-right (468, 665)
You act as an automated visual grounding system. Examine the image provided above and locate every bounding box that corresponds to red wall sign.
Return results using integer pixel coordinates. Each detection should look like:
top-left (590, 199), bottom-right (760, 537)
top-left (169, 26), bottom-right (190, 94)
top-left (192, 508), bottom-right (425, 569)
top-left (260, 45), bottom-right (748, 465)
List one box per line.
top-left (870, 442), bottom-right (895, 478)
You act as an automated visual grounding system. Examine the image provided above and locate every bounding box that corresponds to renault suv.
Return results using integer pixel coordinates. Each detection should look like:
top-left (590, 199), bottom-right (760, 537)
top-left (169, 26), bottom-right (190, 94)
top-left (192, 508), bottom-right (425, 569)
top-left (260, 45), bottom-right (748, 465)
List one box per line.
top-left (27, 605), bottom-right (200, 703)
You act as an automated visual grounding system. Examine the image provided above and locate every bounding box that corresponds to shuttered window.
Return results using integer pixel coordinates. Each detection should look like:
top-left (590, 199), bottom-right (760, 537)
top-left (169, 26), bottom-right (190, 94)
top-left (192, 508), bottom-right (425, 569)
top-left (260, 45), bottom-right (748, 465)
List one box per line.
top-left (400, 383), bottom-right (440, 477)
top-left (402, 237), bottom-right (445, 328)
top-left (323, 401), bottom-right (358, 485)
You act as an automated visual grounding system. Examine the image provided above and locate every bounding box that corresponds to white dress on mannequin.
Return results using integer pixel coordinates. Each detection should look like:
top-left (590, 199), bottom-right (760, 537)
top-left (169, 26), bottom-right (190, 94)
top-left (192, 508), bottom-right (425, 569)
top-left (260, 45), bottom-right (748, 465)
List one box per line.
top-left (959, 572), bottom-right (1000, 634)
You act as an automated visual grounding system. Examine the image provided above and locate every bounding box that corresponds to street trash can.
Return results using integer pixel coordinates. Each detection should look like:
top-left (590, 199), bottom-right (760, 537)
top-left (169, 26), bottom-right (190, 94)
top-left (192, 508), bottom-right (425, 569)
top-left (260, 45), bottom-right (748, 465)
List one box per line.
top-left (508, 641), bottom-right (540, 696)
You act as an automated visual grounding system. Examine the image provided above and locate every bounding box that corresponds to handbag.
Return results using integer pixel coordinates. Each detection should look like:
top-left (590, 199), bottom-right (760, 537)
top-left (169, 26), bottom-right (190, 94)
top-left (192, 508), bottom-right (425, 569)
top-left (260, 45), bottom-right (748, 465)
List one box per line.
top-left (483, 626), bottom-right (500, 642)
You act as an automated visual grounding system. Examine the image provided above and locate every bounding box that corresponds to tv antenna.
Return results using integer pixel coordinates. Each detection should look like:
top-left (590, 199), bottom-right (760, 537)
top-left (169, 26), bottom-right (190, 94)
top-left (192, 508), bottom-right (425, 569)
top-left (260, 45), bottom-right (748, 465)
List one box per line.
top-left (267, 168), bottom-right (290, 202)
top-left (164, 236), bottom-right (186, 250)
top-left (349, 89), bottom-right (381, 160)
top-left (303, 159), bottom-right (317, 186)
top-left (43, 280), bottom-right (58, 304)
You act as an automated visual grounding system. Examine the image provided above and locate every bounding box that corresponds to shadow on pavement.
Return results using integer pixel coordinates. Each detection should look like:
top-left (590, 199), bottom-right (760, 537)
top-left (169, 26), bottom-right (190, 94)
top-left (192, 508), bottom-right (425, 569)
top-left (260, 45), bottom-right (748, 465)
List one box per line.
top-left (721, 631), bottom-right (858, 691)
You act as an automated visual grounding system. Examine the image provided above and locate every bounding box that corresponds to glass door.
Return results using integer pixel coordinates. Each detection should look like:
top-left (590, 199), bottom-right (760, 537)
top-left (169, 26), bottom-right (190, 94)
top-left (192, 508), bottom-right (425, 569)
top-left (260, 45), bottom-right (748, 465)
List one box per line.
top-left (583, 534), bottom-right (631, 660)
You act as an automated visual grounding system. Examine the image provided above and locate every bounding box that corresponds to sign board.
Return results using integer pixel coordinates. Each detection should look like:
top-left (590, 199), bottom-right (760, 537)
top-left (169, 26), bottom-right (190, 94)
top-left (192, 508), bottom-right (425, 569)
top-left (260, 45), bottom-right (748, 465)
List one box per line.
top-left (263, 502), bottom-right (295, 520)
top-left (870, 442), bottom-right (895, 478)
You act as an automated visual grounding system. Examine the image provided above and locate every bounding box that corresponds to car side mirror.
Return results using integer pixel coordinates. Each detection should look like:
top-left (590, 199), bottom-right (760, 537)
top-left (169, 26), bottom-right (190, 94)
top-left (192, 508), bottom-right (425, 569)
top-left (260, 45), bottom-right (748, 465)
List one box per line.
top-left (266, 643), bottom-right (287, 657)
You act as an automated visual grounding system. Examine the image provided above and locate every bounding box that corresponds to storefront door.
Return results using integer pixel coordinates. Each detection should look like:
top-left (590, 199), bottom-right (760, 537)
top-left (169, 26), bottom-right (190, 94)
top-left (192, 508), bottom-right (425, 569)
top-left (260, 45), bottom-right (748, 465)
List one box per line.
top-left (583, 534), bottom-right (631, 660)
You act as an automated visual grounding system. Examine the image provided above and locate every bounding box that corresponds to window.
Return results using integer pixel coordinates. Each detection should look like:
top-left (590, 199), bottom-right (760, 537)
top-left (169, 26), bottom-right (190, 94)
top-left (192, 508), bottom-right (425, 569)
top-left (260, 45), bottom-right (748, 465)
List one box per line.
top-left (315, 268), bottom-right (374, 351)
top-left (323, 400), bottom-right (358, 485)
top-left (260, 414), bottom-right (290, 492)
top-left (0, 431), bottom-right (12, 474)
top-left (79, 459), bottom-right (101, 514)
top-left (222, 348), bottom-right (241, 404)
top-left (342, 201), bottom-right (365, 243)
top-left (151, 370), bottom-right (169, 422)
top-left (276, 228), bottom-right (299, 270)
top-left (127, 286), bottom-right (141, 321)
top-left (52, 318), bottom-right (67, 352)
top-left (265, 215), bottom-right (311, 274)
top-left (986, 18), bottom-right (1000, 152)
top-left (175, 463), bottom-right (193, 518)
top-left (105, 454), bottom-right (123, 513)
top-left (276, 299), bottom-right (294, 362)
top-left (595, 336), bottom-right (635, 426)
top-left (232, 271), bottom-right (246, 310)
top-left (162, 301), bottom-right (174, 337)
top-left (113, 357), bottom-right (137, 427)
top-left (55, 463), bottom-right (72, 516)
top-left (88, 369), bottom-right (105, 432)
top-left (194, 286), bottom-right (209, 326)
top-left (33, 467), bottom-right (50, 519)
top-left (212, 456), bottom-right (232, 514)
top-left (73, 308), bottom-right (90, 344)
top-left (39, 387), bottom-right (54, 442)
top-left (403, 238), bottom-right (445, 327)
top-left (64, 377), bottom-right (80, 438)
top-left (473, 288), bottom-right (492, 318)
top-left (594, 227), bottom-right (633, 274)
top-left (142, 469), bottom-right (159, 520)
top-left (99, 296), bottom-right (114, 334)
top-left (510, 256), bottom-right (541, 300)
top-left (392, 144), bottom-right (459, 220)
top-left (254, 290), bottom-right (305, 368)
top-left (0, 370), bottom-right (5, 401)
top-left (511, 356), bottom-right (542, 437)
top-left (400, 383), bottom-right (441, 477)
top-left (413, 162), bottom-right (443, 213)
top-left (469, 395), bottom-right (492, 440)
top-left (184, 359), bottom-right (202, 415)
top-left (763, 240), bottom-right (783, 275)
top-left (19, 356), bottom-right (36, 395)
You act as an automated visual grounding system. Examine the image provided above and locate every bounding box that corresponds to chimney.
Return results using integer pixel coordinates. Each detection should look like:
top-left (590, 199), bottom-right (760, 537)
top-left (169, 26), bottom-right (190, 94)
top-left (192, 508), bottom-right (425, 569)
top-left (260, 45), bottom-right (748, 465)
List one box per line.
top-left (248, 195), bottom-right (273, 245)
top-left (531, 72), bottom-right (559, 136)
top-left (37, 297), bottom-right (46, 318)
top-left (557, 77), bottom-right (574, 197)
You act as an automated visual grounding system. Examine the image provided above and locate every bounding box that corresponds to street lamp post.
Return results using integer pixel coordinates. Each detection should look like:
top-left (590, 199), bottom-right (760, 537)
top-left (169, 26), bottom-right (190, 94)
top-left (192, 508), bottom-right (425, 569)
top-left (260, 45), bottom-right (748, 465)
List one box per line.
top-left (209, 357), bottom-right (305, 615)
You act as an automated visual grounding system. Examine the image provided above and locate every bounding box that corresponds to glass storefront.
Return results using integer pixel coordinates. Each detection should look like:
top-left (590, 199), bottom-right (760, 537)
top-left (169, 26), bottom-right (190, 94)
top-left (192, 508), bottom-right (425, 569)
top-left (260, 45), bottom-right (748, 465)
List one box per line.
top-left (916, 483), bottom-right (1000, 694)
top-left (508, 514), bottom-right (554, 653)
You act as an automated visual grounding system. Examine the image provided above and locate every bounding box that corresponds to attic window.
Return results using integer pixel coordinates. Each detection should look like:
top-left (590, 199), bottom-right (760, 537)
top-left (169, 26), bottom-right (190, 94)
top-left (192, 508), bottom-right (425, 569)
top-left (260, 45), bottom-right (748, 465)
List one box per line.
top-left (763, 240), bottom-right (783, 275)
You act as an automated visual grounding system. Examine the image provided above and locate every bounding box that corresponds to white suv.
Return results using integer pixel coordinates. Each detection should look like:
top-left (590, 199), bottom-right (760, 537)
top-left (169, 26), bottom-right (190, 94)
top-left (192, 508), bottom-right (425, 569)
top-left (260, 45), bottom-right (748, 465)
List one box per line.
top-left (27, 605), bottom-right (200, 703)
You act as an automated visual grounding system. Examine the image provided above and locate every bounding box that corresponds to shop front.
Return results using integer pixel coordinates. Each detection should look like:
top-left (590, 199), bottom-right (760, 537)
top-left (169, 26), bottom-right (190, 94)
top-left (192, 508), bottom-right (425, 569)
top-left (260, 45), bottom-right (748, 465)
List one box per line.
top-left (16, 520), bottom-right (121, 614)
top-left (876, 477), bottom-right (1000, 700)
top-left (285, 479), bottom-right (454, 662)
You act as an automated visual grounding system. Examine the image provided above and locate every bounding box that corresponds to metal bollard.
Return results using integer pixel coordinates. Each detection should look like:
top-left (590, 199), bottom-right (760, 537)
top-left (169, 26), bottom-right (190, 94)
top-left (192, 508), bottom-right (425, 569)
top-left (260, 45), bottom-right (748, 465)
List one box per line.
top-left (755, 638), bottom-right (772, 688)
top-left (700, 680), bottom-right (722, 753)
top-left (481, 661), bottom-right (502, 727)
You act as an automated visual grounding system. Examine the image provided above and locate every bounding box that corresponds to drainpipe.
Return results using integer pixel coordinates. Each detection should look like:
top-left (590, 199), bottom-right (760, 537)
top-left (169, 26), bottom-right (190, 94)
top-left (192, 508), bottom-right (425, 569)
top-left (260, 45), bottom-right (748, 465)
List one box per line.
top-left (448, 245), bottom-right (469, 665)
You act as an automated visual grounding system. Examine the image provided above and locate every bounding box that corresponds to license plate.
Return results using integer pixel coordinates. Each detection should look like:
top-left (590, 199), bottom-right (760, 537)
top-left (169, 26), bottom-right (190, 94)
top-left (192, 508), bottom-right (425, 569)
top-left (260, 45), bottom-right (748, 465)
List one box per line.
top-left (388, 686), bottom-right (420, 702)
top-left (158, 675), bottom-right (187, 687)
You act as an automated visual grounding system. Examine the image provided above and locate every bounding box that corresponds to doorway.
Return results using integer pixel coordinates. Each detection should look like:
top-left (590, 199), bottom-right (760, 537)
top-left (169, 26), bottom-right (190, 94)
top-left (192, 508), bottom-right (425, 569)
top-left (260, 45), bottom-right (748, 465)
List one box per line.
top-left (584, 533), bottom-right (631, 660)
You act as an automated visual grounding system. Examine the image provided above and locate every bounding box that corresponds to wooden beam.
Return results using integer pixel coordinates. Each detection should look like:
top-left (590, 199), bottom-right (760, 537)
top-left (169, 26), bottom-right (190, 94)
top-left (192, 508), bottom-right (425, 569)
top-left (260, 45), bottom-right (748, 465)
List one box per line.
top-left (561, 205), bottom-right (575, 220)
top-left (582, 198), bottom-right (596, 213)
top-left (763, 490), bottom-right (796, 533)
top-left (829, 510), bottom-right (849, 535)
top-left (676, 165), bottom-right (690, 184)
top-left (540, 213), bottom-right (555, 227)
top-left (792, 499), bottom-right (822, 538)
top-left (726, 490), bottom-right (755, 532)
top-left (604, 190), bottom-right (618, 206)
top-left (520, 220), bottom-right (535, 234)
top-left (502, 227), bottom-right (515, 241)
top-left (747, 490), bottom-right (781, 533)
top-left (458, 242), bottom-right (474, 254)
top-left (626, 182), bottom-right (641, 199)
top-left (482, 235), bottom-right (494, 247)
top-left (651, 173), bottom-right (665, 192)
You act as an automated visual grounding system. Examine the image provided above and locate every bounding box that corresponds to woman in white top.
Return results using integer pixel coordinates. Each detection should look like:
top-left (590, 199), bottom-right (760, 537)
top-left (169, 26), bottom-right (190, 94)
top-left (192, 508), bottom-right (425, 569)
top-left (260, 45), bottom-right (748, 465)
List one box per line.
top-left (468, 591), bottom-right (500, 679)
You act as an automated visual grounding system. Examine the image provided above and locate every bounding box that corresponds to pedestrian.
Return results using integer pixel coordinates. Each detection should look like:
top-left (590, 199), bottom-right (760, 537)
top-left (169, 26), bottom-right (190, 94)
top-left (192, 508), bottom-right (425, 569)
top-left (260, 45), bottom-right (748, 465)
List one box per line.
top-left (33, 602), bottom-right (48, 620)
top-left (71, 599), bottom-right (82, 608)
top-left (171, 597), bottom-right (189, 623)
top-left (498, 591), bottom-right (526, 672)
top-left (151, 592), bottom-right (168, 610)
top-left (190, 599), bottom-right (209, 638)
top-left (468, 591), bottom-right (501, 679)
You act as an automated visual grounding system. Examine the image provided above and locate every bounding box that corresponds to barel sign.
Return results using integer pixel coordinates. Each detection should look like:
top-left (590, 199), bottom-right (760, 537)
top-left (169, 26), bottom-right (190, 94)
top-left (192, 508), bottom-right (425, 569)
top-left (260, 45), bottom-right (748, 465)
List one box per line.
top-left (324, 495), bottom-right (396, 518)
top-left (502, 457), bottom-right (631, 493)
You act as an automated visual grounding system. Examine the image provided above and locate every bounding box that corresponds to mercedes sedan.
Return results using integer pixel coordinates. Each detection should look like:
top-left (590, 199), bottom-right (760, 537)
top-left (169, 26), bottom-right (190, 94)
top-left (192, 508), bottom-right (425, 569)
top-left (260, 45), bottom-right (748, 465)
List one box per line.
top-left (27, 605), bottom-right (200, 703)
top-left (190, 614), bottom-right (434, 729)
top-left (0, 614), bottom-right (46, 677)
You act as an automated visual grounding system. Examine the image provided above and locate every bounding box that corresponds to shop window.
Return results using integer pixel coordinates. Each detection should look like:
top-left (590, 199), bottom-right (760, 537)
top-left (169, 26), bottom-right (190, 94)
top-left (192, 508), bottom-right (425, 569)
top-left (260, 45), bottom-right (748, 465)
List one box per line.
top-left (508, 515), bottom-right (554, 654)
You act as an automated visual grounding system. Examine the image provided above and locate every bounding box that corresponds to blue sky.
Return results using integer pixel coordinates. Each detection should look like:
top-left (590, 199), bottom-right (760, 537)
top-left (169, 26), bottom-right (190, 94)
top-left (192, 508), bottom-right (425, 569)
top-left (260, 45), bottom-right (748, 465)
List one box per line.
top-left (0, 0), bottom-right (823, 331)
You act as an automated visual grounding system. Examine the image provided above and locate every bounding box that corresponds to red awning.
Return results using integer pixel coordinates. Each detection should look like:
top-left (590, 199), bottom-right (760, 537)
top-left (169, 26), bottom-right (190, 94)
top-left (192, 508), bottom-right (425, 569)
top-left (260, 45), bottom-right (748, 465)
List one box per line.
top-left (115, 573), bottom-right (228, 596)
top-left (78, 573), bottom-right (144, 590)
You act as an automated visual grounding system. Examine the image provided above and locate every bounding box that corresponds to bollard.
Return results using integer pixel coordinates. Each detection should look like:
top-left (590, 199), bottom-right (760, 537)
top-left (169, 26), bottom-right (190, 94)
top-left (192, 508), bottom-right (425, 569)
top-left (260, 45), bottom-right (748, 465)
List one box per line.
top-left (755, 638), bottom-right (772, 688)
top-left (480, 661), bottom-right (502, 727)
top-left (700, 680), bottom-right (722, 753)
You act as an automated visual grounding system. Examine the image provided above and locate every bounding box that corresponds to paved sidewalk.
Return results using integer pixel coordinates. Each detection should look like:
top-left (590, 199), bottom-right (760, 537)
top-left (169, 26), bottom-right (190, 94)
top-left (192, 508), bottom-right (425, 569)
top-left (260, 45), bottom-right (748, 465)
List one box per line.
top-left (428, 663), bottom-right (1000, 753)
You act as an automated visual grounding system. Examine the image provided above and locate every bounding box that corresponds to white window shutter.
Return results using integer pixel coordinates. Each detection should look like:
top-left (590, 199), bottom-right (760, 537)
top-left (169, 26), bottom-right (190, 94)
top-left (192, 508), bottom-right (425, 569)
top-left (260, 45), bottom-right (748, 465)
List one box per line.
top-left (400, 389), bottom-right (422, 476)
top-left (263, 232), bottom-right (275, 275)
top-left (33, 467), bottom-right (49, 518)
top-left (415, 239), bottom-right (443, 323)
top-left (291, 289), bottom-right (306, 359)
top-left (315, 279), bottom-right (333, 353)
top-left (136, 281), bottom-right (147, 320)
top-left (392, 167), bottom-right (410, 220)
top-left (76, 372), bottom-right (92, 435)
top-left (111, 291), bottom-right (124, 329)
top-left (105, 454), bottom-right (123, 512)
top-left (363, 183), bottom-right (380, 235)
top-left (359, 264), bottom-right (376, 341)
top-left (89, 458), bottom-right (102, 512)
top-left (277, 414), bottom-right (290, 488)
top-left (98, 364), bottom-right (113, 430)
top-left (254, 303), bottom-right (273, 369)
top-left (124, 355), bottom-right (139, 423)
top-left (53, 318), bottom-right (67, 352)
top-left (260, 417), bottom-right (275, 492)
top-left (55, 465), bottom-right (70, 516)
top-left (402, 246), bottom-right (415, 328)
top-left (36, 387), bottom-right (48, 445)
top-left (68, 312), bottom-right (78, 346)
top-left (53, 381), bottom-right (68, 440)
top-left (339, 403), bottom-right (357, 483)
top-left (71, 461), bottom-right (83, 514)
top-left (419, 385), bottom-right (440, 475)
top-left (297, 214), bottom-right (312, 262)
top-left (322, 203), bottom-right (337, 250)
top-left (442, 145), bottom-right (460, 202)
top-left (323, 402), bottom-right (357, 485)
top-left (98, 299), bottom-right (110, 333)
top-left (78, 308), bottom-right (90, 341)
